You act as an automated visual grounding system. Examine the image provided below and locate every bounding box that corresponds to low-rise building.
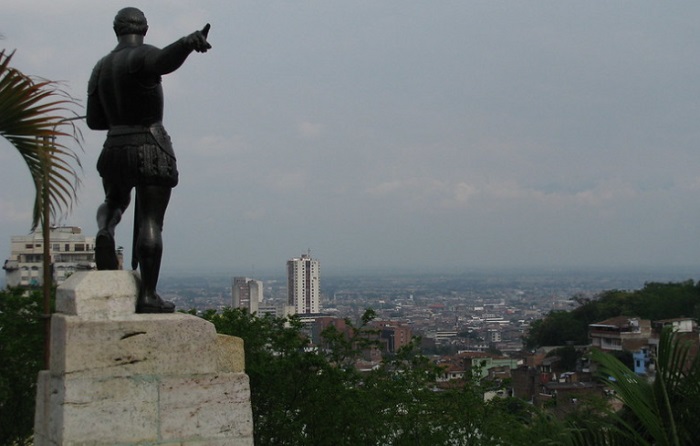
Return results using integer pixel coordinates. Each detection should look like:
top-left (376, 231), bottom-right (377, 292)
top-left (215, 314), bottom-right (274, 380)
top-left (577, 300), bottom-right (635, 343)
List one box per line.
top-left (459, 351), bottom-right (521, 379)
top-left (653, 318), bottom-right (697, 334)
top-left (371, 320), bottom-right (412, 354)
top-left (589, 316), bottom-right (651, 352)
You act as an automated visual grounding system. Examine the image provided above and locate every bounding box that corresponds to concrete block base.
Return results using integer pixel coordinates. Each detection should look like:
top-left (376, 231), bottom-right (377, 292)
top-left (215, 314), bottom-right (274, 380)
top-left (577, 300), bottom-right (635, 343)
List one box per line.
top-left (34, 271), bottom-right (253, 446)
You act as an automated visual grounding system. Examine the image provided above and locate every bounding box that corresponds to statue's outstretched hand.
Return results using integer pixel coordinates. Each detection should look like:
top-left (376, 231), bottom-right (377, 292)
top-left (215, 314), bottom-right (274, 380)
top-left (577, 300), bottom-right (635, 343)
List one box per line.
top-left (185, 24), bottom-right (211, 53)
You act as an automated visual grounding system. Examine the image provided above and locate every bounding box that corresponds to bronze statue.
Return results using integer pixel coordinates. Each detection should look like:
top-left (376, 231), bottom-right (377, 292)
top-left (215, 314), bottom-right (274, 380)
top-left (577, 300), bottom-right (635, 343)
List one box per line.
top-left (87, 7), bottom-right (211, 313)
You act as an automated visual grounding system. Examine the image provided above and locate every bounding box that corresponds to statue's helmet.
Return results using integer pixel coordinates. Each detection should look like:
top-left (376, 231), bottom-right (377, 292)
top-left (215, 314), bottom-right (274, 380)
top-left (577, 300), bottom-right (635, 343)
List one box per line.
top-left (113, 7), bottom-right (148, 36)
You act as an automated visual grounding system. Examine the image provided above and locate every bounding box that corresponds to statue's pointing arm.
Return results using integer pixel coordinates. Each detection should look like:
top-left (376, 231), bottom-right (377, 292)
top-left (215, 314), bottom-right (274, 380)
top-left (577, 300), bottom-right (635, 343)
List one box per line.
top-left (143, 24), bottom-right (211, 76)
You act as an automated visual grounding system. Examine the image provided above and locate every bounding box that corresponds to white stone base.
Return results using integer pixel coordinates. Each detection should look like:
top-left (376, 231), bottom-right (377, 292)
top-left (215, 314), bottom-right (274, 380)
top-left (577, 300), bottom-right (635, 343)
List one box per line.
top-left (34, 271), bottom-right (254, 446)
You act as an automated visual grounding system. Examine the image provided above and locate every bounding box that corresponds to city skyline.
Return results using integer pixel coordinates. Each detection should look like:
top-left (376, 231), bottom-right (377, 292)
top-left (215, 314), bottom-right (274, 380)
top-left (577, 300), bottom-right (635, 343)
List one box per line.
top-left (3, 2), bottom-right (700, 275)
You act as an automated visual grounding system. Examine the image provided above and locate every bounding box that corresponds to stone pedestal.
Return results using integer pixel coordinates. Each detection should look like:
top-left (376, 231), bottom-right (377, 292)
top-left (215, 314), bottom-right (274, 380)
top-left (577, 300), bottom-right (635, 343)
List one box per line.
top-left (34, 271), bottom-right (254, 446)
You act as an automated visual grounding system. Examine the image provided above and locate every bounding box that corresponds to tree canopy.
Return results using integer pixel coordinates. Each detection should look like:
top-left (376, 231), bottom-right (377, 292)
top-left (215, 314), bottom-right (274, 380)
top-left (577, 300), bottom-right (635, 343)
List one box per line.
top-left (0, 289), bottom-right (44, 445)
top-left (203, 308), bottom-right (568, 445)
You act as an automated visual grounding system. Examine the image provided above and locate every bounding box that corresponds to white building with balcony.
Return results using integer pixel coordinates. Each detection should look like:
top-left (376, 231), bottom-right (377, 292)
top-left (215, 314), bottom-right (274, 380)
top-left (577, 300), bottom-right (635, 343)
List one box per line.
top-left (3, 226), bottom-right (96, 287)
top-left (588, 316), bottom-right (652, 352)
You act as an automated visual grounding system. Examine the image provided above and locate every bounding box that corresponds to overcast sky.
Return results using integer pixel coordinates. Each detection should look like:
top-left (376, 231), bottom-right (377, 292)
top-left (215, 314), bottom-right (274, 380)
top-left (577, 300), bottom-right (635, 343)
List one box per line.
top-left (2, 1), bottom-right (700, 276)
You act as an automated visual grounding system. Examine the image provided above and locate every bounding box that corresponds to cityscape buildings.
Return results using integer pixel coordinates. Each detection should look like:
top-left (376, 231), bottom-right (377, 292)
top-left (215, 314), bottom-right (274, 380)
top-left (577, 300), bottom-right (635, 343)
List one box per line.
top-left (231, 276), bottom-right (263, 313)
top-left (3, 226), bottom-right (97, 287)
top-left (287, 252), bottom-right (320, 315)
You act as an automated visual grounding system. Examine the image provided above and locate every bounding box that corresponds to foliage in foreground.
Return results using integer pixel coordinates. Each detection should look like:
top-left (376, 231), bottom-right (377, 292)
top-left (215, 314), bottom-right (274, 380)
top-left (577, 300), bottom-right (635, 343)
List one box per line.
top-left (204, 308), bottom-right (570, 446)
top-left (206, 306), bottom-right (700, 445)
top-left (0, 289), bottom-right (44, 445)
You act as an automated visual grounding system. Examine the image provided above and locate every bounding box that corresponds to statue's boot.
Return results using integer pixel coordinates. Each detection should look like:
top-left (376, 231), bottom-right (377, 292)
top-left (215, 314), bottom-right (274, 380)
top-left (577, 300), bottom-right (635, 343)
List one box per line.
top-left (95, 229), bottom-right (119, 270)
top-left (136, 294), bottom-right (175, 313)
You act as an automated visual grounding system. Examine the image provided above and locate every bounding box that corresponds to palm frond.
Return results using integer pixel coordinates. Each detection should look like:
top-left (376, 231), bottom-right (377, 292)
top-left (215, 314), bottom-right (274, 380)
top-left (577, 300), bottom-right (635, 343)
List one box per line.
top-left (590, 325), bottom-right (700, 446)
top-left (0, 49), bottom-right (82, 230)
top-left (593, 348), bottom-right (661, 441)
top-left (653, 327), bottom-right (700, 445)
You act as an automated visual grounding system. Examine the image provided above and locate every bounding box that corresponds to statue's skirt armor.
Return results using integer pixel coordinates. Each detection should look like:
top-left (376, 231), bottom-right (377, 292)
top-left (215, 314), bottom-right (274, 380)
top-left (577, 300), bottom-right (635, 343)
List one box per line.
top-left (97, 124), bottom-right (178, 188)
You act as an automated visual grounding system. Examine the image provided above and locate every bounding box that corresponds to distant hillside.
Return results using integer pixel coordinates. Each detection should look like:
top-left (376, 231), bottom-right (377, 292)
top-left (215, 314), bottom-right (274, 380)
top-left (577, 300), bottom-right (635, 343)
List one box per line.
top-left (525, 280), bottom-right (700, 348)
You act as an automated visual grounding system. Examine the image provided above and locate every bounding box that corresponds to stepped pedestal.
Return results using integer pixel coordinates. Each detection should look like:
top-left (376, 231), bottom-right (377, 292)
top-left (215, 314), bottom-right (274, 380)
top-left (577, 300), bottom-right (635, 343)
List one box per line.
top-left (34, 271), bottom-right (254, 446)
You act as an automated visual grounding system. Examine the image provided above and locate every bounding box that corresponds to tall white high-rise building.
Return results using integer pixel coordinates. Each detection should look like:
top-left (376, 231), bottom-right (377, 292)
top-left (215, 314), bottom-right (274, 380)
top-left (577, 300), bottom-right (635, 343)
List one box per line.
top-left (287, 253), bottom-right (320, 315)
top-left (232, 277), bottom-right (263, 314)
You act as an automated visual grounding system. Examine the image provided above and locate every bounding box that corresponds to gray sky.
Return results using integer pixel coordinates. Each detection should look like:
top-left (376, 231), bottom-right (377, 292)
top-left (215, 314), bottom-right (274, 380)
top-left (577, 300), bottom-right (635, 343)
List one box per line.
top-left (2, 1), bottom-right (700, 276)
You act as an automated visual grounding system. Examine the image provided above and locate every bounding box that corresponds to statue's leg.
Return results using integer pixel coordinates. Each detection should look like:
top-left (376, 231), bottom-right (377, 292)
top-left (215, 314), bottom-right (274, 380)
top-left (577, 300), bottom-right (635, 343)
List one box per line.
top-left (134, 184), bottom-right (174, 313)
top-left (95, 180), bottom-right (131, 270)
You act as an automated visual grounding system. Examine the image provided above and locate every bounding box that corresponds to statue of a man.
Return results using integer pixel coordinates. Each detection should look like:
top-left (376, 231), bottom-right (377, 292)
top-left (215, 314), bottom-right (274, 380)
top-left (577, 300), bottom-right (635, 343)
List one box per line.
top-left (87, 7), bottom-right (211, 313)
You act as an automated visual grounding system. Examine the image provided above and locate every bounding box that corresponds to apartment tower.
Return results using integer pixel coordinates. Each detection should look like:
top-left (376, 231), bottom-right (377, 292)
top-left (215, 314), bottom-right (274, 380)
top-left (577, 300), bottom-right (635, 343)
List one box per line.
top-left (287, 253), bottom-right (320, 315)
top-left (232, 277), bottom-right (263, 314)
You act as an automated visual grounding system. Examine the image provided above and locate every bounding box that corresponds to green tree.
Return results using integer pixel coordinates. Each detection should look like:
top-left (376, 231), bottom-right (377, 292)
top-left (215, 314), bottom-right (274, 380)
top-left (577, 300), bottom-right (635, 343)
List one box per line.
top-left (205, 309), bottom-right (351, 445)
top-left (547, 345), bottom-right (582, 371)
top-left (633, 280), bottom-right (700, 321)
top-left (0, 289), bottom-right (45, 445)
top-left (525, 311), bottom-right (588, 348)
top-left (204, 308), bottom-right (568, 445)
top-left (206, 308), bottom-right (413, 445)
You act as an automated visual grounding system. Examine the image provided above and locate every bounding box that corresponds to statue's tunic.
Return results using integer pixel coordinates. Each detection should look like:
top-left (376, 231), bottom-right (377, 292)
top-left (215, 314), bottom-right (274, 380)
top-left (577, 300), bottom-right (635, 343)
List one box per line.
top-left (96, 124), bottom-right (178, 188)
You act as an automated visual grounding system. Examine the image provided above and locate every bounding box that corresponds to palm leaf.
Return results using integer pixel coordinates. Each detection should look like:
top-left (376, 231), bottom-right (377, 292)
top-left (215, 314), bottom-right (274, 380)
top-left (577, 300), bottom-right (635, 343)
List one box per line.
top-left (590, 326), bottom-right (700, 446)
top-left (0, 49), bottom-right (82, 230)
top-left (592, 347), bottom-right (662, 445)
top-left (653, 326), bottom-right (700, 445)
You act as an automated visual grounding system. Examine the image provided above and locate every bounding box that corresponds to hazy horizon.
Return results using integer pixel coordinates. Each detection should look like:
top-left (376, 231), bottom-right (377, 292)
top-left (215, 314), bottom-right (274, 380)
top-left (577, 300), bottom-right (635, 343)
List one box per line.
top-left (160, 263), bottom-right (700, 283)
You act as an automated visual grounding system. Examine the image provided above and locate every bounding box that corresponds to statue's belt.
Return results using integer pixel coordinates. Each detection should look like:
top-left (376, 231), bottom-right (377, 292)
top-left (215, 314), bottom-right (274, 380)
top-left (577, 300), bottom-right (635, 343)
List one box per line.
top-left (106, 124), bottom-right (174, 159)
